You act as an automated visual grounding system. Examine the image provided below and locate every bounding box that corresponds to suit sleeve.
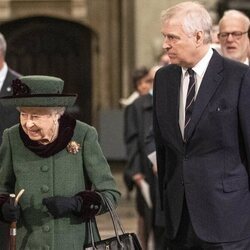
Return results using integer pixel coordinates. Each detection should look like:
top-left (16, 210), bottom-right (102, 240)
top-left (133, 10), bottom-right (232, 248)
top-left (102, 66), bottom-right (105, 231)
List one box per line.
top-left (153, 72), bottom-right (166, 207)
top-left (238, 68), bottom-right (250, 173)
top-left (83, 126), bottom-right (121, 212)
top-left (123, 104), bottom-right (142, 183)
top-left (0, 129), bottom-right (15, 194)
top-left (145, 127), bottom-right (156, 156)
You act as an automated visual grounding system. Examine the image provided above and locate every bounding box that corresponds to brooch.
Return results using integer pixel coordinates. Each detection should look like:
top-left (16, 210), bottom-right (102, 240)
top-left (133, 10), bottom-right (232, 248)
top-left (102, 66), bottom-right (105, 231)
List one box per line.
top-left (12, 79), bottom-right (31, 96)
top-left (67, 141), bottom-right (81, 154)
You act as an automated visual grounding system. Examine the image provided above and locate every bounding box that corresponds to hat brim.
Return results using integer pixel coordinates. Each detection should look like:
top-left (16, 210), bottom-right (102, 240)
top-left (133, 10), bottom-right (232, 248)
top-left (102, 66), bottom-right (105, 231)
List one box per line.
top-left (0, 94), bottom-right (77, 107)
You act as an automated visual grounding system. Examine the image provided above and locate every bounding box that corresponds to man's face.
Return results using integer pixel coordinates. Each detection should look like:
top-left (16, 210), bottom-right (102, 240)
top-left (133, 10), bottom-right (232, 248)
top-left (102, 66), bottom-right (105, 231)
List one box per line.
top-left (219, 17), bottom-right (249, 62)
top-left (161, 18), bottom-right (199, 68)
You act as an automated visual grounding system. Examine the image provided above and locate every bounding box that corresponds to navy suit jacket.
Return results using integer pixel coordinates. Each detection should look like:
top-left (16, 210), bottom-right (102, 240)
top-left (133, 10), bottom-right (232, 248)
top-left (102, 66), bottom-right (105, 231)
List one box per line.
top-left (153, 50), bottom-right (250, 242)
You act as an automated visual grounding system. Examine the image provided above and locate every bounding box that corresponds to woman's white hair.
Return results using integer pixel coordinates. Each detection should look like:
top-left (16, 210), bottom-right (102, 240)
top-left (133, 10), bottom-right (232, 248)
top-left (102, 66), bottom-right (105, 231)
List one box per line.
top-left (52, 107), bottom-right (66, 116)
top-left (17, 106), bottom-right (66, 117)
top-left (161, 1), bottom-right (212, 44)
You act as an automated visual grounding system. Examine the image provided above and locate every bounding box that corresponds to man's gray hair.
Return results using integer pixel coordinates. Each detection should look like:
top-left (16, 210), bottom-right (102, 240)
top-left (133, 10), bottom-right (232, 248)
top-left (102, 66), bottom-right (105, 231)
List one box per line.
top-left (219, 10), bottom-right (250, 31)
top-left (0, 32), bottom-right (7, 57)
top-left (161, 1), bottom-right (212, 44)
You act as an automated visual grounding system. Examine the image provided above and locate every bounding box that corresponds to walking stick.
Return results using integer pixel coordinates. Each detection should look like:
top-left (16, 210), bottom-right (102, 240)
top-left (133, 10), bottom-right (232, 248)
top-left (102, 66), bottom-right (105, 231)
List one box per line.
top-left (9, 189), bottom-right (25, 250)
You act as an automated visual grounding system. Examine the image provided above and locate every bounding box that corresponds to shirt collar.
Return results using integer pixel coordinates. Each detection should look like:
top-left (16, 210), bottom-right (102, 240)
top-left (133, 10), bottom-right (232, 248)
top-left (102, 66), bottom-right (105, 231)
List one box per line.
top-left (244, 58), bottom-right (249, 66)
top-left (181, 48), bottom-right (213, 77)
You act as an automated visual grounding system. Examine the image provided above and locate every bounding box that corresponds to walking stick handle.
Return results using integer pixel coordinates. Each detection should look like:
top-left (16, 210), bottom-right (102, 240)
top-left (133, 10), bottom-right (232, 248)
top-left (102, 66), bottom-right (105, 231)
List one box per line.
top-left (15, 189), bottom-right (25, 206)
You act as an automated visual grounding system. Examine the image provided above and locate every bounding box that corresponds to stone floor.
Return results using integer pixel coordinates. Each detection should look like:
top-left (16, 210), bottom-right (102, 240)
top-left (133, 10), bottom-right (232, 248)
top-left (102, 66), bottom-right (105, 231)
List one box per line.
top-left (96, 161), bottom-right (154, 249)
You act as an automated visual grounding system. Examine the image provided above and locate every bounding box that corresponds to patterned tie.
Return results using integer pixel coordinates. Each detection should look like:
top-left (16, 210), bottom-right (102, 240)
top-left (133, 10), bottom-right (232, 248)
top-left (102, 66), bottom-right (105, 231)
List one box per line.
top-left (184, 68), bottom-right (195, 141)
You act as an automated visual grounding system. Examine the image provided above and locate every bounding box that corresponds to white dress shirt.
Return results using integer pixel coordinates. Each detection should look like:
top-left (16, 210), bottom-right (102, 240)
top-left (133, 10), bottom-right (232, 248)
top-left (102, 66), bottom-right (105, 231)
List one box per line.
top-left (179, 48), bottom-right (213, 138)
top-left (0, 62), bottom-right (8, 92)
top-left (244, 58), bottom-right (249, 66)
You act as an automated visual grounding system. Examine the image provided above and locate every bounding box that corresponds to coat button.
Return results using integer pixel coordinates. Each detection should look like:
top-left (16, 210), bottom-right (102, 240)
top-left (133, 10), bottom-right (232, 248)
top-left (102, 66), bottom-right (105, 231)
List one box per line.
top-left (41, 165), bottom-right (49, 172)
top-left (41, 185), bottom-right (49, 193)
top-left (42, 225), bottom-right (50, 232)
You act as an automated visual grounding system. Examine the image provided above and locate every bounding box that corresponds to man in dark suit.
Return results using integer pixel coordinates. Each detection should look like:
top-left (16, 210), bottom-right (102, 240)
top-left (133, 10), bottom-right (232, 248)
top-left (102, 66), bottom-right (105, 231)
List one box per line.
top-left (0, 32), bottom-right (20, 144)
top-left (153, 2), bottom-right (250, 249)
top-left (0, 32), bottom-right (20, 250)
top-left (123, 67), bottom-right (154, 250)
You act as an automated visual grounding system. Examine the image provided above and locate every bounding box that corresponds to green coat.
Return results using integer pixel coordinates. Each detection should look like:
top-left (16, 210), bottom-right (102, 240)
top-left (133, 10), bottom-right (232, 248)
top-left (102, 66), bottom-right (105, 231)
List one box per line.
top-left (0, 120), bottom-right (120, 250)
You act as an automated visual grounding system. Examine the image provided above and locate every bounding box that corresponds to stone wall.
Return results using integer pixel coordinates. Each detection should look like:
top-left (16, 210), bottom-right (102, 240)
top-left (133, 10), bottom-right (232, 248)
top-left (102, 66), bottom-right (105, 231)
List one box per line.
top-left (0, 0), bottom-right (219, 118)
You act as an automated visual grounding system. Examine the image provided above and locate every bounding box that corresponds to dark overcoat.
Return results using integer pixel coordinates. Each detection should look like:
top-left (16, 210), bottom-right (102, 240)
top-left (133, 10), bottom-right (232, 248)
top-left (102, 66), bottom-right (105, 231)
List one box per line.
top-left (124, 94), bottom-right (154, 191)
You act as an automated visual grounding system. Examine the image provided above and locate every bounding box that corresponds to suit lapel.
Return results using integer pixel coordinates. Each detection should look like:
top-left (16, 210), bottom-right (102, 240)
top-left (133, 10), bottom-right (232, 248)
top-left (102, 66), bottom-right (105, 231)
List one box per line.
top-left (185, 51), bottom-right (224, 141)
top-left (0, 70), bottom-right (15, 96)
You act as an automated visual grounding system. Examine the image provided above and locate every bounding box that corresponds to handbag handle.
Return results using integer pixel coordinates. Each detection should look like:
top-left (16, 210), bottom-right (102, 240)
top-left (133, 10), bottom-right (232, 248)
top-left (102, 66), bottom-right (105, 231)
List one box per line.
top-left (87, 194), bottom-right (125, 249)
top-left (104, 195), bottom-right (125, 234)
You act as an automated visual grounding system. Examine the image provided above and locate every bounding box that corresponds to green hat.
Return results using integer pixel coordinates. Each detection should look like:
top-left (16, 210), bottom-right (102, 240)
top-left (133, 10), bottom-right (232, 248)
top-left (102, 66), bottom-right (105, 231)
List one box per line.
top-left (0, 75), bottom-right (77, 107)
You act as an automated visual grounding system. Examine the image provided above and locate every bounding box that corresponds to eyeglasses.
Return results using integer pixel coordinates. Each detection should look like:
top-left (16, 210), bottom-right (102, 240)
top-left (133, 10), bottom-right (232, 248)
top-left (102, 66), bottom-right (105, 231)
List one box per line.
top-left (217, 31), bottom-right (248, 41)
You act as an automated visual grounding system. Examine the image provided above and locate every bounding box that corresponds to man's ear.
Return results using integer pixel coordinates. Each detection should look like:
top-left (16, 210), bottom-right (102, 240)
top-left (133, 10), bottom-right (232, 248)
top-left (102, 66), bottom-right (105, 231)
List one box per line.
top-left (195, 31), bottom-right (204, 47)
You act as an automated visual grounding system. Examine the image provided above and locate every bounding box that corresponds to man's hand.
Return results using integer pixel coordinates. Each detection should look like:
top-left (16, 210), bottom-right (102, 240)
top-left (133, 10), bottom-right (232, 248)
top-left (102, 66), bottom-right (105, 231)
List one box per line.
top-left (133, 173), bottom-right (144, 187)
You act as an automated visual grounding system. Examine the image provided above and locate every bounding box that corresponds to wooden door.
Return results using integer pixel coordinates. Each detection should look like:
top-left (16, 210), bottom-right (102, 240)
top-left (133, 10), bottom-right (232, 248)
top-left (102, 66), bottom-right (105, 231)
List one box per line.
top-left (0, 16), bottom-right (92, 123)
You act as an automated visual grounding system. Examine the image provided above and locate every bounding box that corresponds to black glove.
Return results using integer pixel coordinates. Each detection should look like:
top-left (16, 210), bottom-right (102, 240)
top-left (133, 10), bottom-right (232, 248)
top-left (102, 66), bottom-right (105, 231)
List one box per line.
top-left (1, 200), bottom-right (20, 222)
top-left (77, 191), bottom-right (102, 221)
top-left (42, 196), bottom-right (83, 218)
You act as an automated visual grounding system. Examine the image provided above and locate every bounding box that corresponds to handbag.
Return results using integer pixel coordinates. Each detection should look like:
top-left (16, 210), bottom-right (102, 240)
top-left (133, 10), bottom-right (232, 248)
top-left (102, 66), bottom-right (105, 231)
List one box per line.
top-left (84, 195), bottom-right (142, 250)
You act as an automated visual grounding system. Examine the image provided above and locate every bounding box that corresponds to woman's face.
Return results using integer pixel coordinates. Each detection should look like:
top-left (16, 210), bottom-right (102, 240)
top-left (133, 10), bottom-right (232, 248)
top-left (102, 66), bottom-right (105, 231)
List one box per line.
top-left (19, 107), bottom-right (59, 144)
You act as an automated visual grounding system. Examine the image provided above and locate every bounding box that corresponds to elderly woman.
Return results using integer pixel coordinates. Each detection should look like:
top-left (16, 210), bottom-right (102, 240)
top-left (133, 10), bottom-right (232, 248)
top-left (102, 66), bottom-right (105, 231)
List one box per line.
top-left (0, 75), bottom-right (120, 249)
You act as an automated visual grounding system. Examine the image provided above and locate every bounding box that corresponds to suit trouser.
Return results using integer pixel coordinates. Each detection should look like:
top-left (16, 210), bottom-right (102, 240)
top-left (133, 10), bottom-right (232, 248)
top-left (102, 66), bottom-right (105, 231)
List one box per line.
top-left (167, 199), bottom-right (250, 250)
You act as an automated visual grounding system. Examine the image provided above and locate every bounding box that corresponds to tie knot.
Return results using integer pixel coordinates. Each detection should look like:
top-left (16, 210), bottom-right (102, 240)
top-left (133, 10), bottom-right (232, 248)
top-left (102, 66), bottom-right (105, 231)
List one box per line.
top-left (187, 68), bottom-right (194, 76)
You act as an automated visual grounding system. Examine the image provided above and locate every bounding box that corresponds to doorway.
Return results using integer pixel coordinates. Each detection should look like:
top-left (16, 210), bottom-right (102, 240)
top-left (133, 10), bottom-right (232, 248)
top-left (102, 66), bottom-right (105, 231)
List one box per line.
top-left (0, 16), bottom-right (93, 123)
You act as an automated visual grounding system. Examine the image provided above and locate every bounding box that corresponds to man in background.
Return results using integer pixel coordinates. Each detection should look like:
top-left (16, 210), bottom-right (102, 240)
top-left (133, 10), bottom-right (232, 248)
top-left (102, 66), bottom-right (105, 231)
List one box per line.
top-left (0, 32), bottom-right (21, 250)
top-left (123, 66), bottom-right (154, 249)
top-left (0, 32), bottom-right (21, 143)
top-left (218, 9), bottom-right (249, 65)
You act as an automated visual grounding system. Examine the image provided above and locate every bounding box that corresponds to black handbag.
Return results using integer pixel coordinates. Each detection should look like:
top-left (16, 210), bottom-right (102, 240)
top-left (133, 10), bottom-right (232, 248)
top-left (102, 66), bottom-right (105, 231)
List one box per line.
top-left (84, 195), bottom-right (142, 250)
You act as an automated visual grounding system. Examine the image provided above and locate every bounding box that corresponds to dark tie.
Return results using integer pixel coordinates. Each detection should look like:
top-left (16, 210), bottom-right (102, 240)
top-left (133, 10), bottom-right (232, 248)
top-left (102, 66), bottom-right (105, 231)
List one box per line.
top-left (184, 68), bottom-right (195, 141)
